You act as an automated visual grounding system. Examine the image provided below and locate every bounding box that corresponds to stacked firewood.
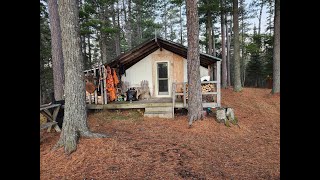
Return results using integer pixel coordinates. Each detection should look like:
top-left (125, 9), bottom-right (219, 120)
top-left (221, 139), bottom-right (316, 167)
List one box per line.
top-left (183, 83), bottom-right (215, 100)
top-left (201, 83), bottom-right (215, 92)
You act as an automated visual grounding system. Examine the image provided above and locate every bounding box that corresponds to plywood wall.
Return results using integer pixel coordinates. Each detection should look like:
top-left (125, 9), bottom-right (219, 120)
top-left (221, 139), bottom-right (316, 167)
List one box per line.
top-left (121, 48), bottom-right (208, 98)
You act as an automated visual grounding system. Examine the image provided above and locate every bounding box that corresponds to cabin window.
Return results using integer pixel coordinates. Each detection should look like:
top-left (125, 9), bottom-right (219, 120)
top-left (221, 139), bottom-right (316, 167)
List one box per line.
top-left (157, 62), bottom-right (169, 95)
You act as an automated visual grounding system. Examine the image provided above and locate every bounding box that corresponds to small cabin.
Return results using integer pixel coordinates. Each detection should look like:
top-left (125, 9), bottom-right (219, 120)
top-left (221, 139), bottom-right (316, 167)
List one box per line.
top-left (84, 37), bottom-right (222, 118)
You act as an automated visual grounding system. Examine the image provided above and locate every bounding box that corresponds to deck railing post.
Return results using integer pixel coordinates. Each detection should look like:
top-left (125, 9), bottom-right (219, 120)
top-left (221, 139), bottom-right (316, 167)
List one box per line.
top-left (172, 82), bottom-right (176, 118)
top-left (94, 68), bottom-right (98, 104)
top-left (183, 82), bottom-right (187, 108)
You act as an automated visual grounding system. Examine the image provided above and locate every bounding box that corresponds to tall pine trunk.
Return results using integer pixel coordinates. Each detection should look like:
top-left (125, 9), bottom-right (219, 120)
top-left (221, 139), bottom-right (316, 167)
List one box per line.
top-left (99, 4), bottom-right (108, 64)
top-left (47, 0), bottom-right (65, 101)
top-left (233, 0), bottom-right (242, 91)
top-left (272, 0), bottom-right (280, 93)
top-left (207, 12), bottom-right (213, 55)
top-left (220, 0), bottom-right (227, 89)
top-left (87, 35), bottom-right (91, 68)
top-left (127, 0), bottom-right (132, 49)
top-left (180, 5), bottom-right (183, 44)
top-left (112, 3), bottom-right (121, 56)
top-left (258, 1), bottom-right (264, 35)
top-left (186, 0), bottom-right (203, 126)
top-left (212, 26), bottom-right (216, 57)
top-left (226, 13), bottom-right (231, 86)
top-left (56, 0), bottom-right (107, 155)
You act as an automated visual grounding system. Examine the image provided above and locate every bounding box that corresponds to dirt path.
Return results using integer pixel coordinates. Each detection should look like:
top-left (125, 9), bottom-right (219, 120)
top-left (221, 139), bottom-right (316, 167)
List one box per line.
top-left (40, 88), bottom-right (280, 179)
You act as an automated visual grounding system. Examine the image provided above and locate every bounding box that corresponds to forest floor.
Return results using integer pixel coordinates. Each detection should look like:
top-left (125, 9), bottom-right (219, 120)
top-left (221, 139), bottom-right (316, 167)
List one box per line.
top-left (40, 88), bottom-right (280, 180)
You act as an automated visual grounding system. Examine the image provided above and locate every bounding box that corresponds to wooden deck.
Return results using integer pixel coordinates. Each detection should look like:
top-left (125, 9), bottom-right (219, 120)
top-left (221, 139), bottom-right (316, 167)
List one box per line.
top-left (86, 98), bottom-right (218, 110)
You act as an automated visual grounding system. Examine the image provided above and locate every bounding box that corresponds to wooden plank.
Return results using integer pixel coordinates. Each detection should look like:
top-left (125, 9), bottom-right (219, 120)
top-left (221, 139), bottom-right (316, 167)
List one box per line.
top-left (94, 68), bottom-right (98, 104)
top-left (201, 81), bottom-right (217, 84)
top-left (202, 92), bottom-right (218, 95)
top-left (99, 65), bottom-right (104, 104)
top-left (89, 93), bottom-right (92, 104)
top-left (172, 82), bottom-right (176, 118)
top-left (51, 106), bottom-right (61, 132)
top-left (40, 104), bottom-right (60, 111)
top-left (183, 82), bottom-right (186, 108)
top-left (103, 65), bottom-right (108, 104)
top-left (216, 61), bottom-right (221, 107)
top-left (87, 102), bottom-right (173, 110)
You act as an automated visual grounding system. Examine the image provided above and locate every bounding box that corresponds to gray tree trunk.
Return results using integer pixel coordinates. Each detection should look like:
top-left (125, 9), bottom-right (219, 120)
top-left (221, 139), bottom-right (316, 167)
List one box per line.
top-left (180, 5), bottom-right (183, 44)
top-left (226, 14), bottom-right (231, 86)
top-left (112, 4), bottom-right (121, 56)
top-left (87, 35), bottom-right (91, 67)
top-left (212, 26), bottom-right (216, 57)
top-left (220, 0), bottom-right (227, 89)
top-left (207, 12), bottom-right (213, 55)
top-left (186, 0), bottom-right (203, 126)
top-left (56, 0), bottom-right (107, 155)
top-left (127, 0), bottom-right (132, 49)
top-left (233, 0), bottom-right (242, 91)
top-left (47, 0), bottom-right (65, 101)
top-left (99, 4), bottom-right (108, 64)
top-left (258, 1), bottom-right (264, 35)
top-left (272, 0), bottom-right (280, 94)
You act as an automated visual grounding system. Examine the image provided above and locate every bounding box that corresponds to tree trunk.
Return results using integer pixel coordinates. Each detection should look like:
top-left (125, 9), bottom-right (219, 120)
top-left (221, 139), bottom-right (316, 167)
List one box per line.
top-left (272, 0), bottom-right (280, 93)
top-left (240, 0), bottom-right (245, 87)
top-left (164, 3), bottom-right (168, 39)
top-left (137, 3), bottom-right (142, 40)
top-left (258, 1), bottom-right (264, 35)
top-left (127, 0), bottom-right (132, 49)
top-left (99, 5), bottom-right (108, 64)
top-left (186, 0), bottom-right (203, 126)
top-left (56, 0), bottom-right (107, 155)
top-left (207, 12), bottom-right (213, 55)
top-left (226, 14), bottom-right (231, 87)
top-left (233, 0), bottom-right (242, 91)
top-left (212, 25), bottom-right (216, 57)
top-left (87, 35), bottom-right (91, 67)
top-left (220, 0), bottom-right (227, 89)
top-left (112, 3), bottom-right (121, 56)
top-left (47, 0), bottom-right (65, 101)
top-left (180, 5), bottom-right (183, 44)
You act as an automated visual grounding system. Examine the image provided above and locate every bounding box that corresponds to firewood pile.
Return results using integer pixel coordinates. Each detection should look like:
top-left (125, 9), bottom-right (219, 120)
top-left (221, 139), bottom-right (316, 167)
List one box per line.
top-left (182, 83), bottom-right (215, 100)
top-left (201, 83), bottom-right (215, 93)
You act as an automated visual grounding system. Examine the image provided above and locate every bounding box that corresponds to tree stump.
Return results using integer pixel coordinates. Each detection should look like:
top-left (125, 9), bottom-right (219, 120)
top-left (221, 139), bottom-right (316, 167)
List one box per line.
top-left (215, 107), bottom-right (237, 126)
top-left (216, 107), bottom-right (227, 123)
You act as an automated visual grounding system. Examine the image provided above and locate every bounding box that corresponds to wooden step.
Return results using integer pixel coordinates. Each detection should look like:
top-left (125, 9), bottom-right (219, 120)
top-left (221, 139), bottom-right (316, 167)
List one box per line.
top-left (144, 111), bottom-right (173, 118)
top-left (145, 106), bottom-right (172, 112)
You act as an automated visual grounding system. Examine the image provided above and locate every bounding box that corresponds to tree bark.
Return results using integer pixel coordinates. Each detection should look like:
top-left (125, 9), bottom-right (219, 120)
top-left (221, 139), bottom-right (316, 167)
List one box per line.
top-left (258, 1), bottom-right (264, 35)
top-left (99, 4), bottom-right (108, 64)
top-left (112, 3), bottom-right (121, 56)
top-left (87, 35), bottom-right (91, 67)
top-left (186, 0), bottom-right (203, 126)
top-left (226, 14), bottom-right (231, 86)
top-left (127, 0), bottom-right (132, 49)
top-left (212, 25), bottom-right (216, 57)
top-left (233, 0), bottom-right (242, 91)
top-left (207, 11), bottom-right (213, 55)
top-left (56, 0), bottom-right (108, 155)
top-left (272, 0), bottom-right (280, 94)
top-left (180, 5), bottom-right (183, 44)
top-left (47, 0), bottom-right (65, 101)
top-left (220, 0), bottom-right (227, 89)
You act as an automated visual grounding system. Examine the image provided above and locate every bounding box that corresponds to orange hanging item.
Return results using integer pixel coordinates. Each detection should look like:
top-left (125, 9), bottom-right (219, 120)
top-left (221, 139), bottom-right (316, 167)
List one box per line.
top-left (112, 69), bottom-right (119, 86)
top-left (105, 66), bottom-right (116, 101)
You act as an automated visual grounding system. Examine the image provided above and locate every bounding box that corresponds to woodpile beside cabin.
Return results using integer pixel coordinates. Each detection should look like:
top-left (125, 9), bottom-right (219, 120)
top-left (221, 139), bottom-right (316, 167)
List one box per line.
top-left (84, 37), bottom-right (222, 118)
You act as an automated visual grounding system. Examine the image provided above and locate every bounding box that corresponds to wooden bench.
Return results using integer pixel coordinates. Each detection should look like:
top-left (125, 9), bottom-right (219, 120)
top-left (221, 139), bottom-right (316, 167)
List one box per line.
top-left (40, 103), bottom-right (61, 132)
